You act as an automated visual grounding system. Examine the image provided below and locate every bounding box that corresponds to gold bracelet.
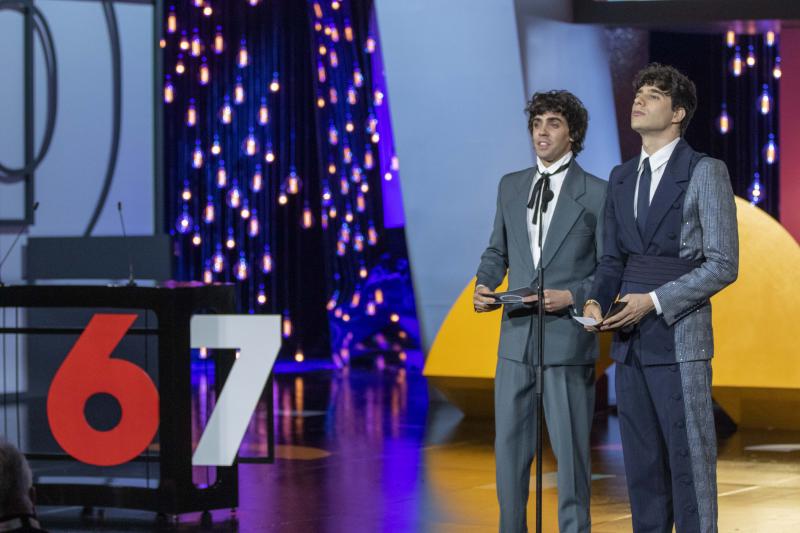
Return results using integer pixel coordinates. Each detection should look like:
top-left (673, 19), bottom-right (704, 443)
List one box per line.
top-left (583, 299), bottom-right (601, 310)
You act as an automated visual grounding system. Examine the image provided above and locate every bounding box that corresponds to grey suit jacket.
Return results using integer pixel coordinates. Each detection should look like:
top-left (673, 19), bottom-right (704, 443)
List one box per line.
top-left (476, 160), bottom-right (607, 365)
top-left (654, 157), bottom-right (739, 362)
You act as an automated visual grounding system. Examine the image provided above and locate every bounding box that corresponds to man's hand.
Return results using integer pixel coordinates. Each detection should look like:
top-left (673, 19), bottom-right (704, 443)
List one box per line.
top-left (521, 289), bottom-right (572, 312)
top-left (583, 301), bottom-right (603, 332)
top-left (473, 285), bottom-right (501, 313)
top-left (600, 293), bottom-right (654, 330)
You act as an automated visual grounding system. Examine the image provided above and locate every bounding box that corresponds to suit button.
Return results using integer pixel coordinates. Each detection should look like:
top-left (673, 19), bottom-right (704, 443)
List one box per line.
top-left (665, 345), bottom-right (673, 352)
top-left (667, 232), bottom-right (676, 240)
top-left (680, 448), bottom-right (689, 458)
top-left (669, 366), bottom-right (678, 372)
top-left (686, 505), bottom-right (697, 513)
top-left (680, 475), bottom-right (692, 486)
top-left (675, 421), bottom-right (685, 429)
top-left (672, 393), bottom-right (682, 401)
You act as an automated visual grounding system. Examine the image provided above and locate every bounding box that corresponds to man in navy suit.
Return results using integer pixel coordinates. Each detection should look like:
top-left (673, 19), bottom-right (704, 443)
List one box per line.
top-left (584, 64), bottom-right (738, 533)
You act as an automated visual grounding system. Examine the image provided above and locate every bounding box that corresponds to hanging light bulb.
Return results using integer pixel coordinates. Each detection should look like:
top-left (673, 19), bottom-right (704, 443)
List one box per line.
top-left (374, 89), bottom-right (384, 106)
top-left (186, 99), bottom-right (197, 126)
top-left (203, 4), bottom-right (213, 17)
top-left (262, 247), bottom-right (273, 273)
top-left (257, 286), bottom-right (267, 305)
top-left (192, 141), bottom-right (203, 168)
top-left (226, 229), bottom-right (236, 249)
top-left (167, 7), bottom-right (177, 34)
top-left (361, 183), bottom-right (370, 193)
top-left (240, 201), bottom-right (251, 219)
top-left (329, 87), bottom-right (338, 104)
top-left (235, 255), bottom-right (249, 280)
top-left (248, 214), bottom-right (260, 236)
top-left (159, 38), bottom-right (166, 49)
top-left (227, 183), bottom-right (242, 208)
top-left (354, 231), bottom-right (364, 252)
top-left (347, 86), bottom-right (357, 105)
top-left (203, 265), bottom-right (213, 284)
top-left (330, 50), bottom-right (339, 68)
top-left (238, 39), bottom-right (248, 67)
top-left (211, 136), bottom-right (221, 155)
top-left (278, 190), bottom-right (288, 205)
top-left (773, 56), bottom-right (782, 79)
top-left (176, 208), bottom-right (193, 234)
top-left (343, 144), bottom-right (353, 163)
top-left (181, 183), bottom-right (192, 201)
top-left (366, 35), bottom-right (377, 53)
top-left (199, 59), bottom-right (210, 85)
top-left (302, 204), bottom-right (314, 228)
top-left (765, 134), bottom-right (778, 165)
top-left (344, 22), bottom-right (353, 41)
top-left (179, 31), bottom-right (190, 51)
top-left (332, 0), bottom-right (340, 10)
top-left (252, 165), bottom-right (263, 191)
top-left (191, 31), bottom-right (203, 57)
top-left (328, 124), bottom-right (339, 145)
top-left (212, 247), bottom-right (225, 272)
top-left (353, 67), bottom-right (364, 87)
top-left (318, 61), bottom-right (327, 83)
top-left (175, 53), bottom-right (186, 75)
top-left (340, 176), bottom-right (349, 195)
top-left (717, 104), bottom-right (731, 134)
top-left (244, 129), bottom-right (258, 156)
top-left (766, 30), bottom-right (776, 47)
top-left (164, 76), bottom-right (174, 103)
top-left (391, 155), bottom-right (400, 171)
top-left (317, 94), bottom-right (326, 108)
top-left (282, 313), bottom-right (292, 338)
top-left (749, 172), bottom-right (763, 205)
top-left (192, 231), bottom-right (202, 246)
top-left (234, 76), bottom-right (245, 104)
top-left (270, 74), bottom-right (280, 93)
top-left (265, 147), bottom-right (275, 163)
top-left (248, 0), bottom-right (260, 5)
top-left (356, 193), bottom-right (365, 212)
top-left (364, 148), bottom-right (374, 169)
top-left (220, 96), bottom-right (233, 124)
top-left (746, 44), bottom-right (756, 67)
top-left (760, 84), bottom-right (771, 115)
top-left (216, 161), bottom-right (228, 187)
top-left (374, 288), bottom-right (384, 304)
top-left (204, 198), bottom-right (215, 223)
top-left (724, 30), bottom-right (735, 48)
top-left (258, 98), bottom-right (269, 124)
top-left (214, 26), bottom-right (224, 54)
top-left (732, 46), bottom-right (743, 77)
top-left (368, 223), bottom-right (378, 245)
top-left (287, 169), bottom-right (301, 194)
top-left (327, 161), bottom-right (336, 175)
top-left (313, 2), bottom-right (322, 18)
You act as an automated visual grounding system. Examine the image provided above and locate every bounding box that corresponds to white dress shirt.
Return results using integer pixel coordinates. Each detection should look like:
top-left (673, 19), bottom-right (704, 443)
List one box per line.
top-left (634, 136), bottom-right (680, 315)
top-left (527, 151), bottom-right (572, 267)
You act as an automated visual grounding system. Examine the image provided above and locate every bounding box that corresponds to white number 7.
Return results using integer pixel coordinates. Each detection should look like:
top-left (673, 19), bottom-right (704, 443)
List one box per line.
top-left (190, 315), bottom-right (281, 466)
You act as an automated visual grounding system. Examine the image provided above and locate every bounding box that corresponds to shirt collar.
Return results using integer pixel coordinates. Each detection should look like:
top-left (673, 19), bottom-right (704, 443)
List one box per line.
top-left (638, 136), bottom-right (680, 174)
top-left (537, 151), bottom-right (573, 177)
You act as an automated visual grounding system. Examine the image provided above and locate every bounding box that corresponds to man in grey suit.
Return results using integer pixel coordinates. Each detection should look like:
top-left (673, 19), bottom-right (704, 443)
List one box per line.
top-left (583, 64), bottom-right (738, 533)
top-left (474, 91), bottom-right (607, 533)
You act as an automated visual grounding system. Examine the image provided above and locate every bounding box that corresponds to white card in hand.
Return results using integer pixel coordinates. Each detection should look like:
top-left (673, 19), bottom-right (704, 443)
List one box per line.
top-left (572, 316), bottom-right (600, 327)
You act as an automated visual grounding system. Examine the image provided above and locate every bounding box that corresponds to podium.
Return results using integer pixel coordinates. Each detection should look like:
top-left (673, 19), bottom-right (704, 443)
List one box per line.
top-left (0, 283), bottom-right (271, 514)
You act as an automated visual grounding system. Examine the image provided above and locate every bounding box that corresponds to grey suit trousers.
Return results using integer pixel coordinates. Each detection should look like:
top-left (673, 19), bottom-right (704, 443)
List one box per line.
top-left (495, 358), bottom-right (595, 533)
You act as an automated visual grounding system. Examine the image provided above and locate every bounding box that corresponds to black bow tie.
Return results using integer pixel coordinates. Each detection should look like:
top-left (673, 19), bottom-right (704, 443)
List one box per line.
top-left (527, 161), bottom-right (570, 216)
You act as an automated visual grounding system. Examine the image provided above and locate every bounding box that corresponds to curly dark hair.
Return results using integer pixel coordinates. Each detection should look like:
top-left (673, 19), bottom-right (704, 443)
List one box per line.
top-left (525, 90), bottom-right (589, 155)
top-left (633, 63), bottom-right (697, 135)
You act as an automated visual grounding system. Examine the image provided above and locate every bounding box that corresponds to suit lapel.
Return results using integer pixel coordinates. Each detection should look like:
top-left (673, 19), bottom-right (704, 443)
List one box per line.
top-left (507, 167), bottom-right (536, 275)
top-left (540, 161), bottom-right (585, 269)
top-left (642, 139), bottom-right (692, 246)
top-left (616, 158), bottom-right (644, 252)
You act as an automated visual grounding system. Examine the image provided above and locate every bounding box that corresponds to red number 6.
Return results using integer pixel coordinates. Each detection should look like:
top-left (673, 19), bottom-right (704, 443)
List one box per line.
top-left (47, 314), bottom-right (159, 466)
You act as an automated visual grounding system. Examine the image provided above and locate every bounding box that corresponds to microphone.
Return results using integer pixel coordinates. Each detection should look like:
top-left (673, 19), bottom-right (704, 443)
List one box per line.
top-left (0, 201), bottom-right (40, 287)
top-left (117, 201), bottom-right (136, 287)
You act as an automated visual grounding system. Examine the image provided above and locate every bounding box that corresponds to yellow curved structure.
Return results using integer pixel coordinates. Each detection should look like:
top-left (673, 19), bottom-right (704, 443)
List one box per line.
top-left (425, 198), bottom-right (800, 427)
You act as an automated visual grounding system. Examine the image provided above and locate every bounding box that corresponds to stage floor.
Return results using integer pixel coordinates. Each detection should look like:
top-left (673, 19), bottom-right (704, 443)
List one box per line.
top-left (31, 368), bottom-right (800, 532)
